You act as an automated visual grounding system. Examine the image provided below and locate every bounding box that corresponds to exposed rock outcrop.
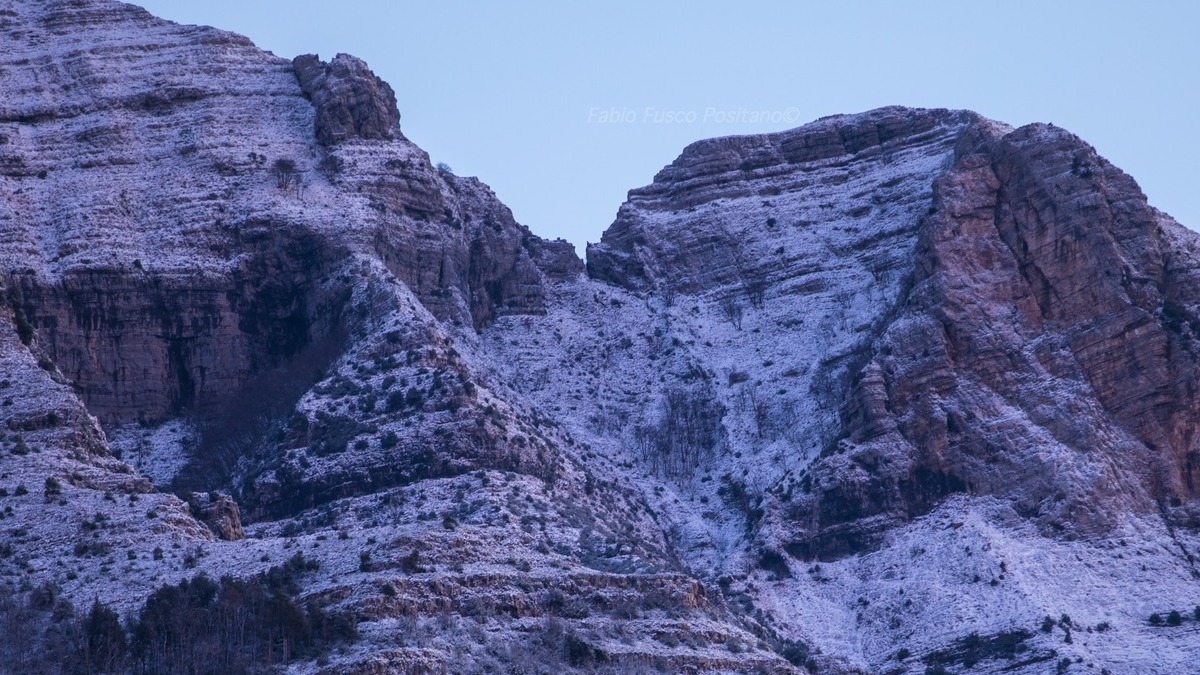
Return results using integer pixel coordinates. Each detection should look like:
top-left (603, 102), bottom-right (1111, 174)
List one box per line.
top-left (293, 53), bottom-right (403, 146)
top-left (194, 490), bottom-right (245, 540)
top-left (783, 120), bottom-right (1200, 559)
top-left (7, 226), bottom-right (350, 425)
top-left (366, 169), bottom-right (583, 329)
top-left (581, 104), bottom-right (1200, 562)
top-left (587, 107), bottom-right (985, 294)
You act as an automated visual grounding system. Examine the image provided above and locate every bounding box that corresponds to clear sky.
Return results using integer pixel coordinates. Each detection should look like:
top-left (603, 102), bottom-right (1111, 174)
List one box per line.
top-left (136, 1), bottom-right (1199, 253)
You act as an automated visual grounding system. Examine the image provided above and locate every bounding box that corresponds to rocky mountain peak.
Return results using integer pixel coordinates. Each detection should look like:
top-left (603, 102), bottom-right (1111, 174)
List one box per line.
top-left (651, 106), bottom-right (984, 189)
top-left (586, 106), bottom-right (999, 292)
top-left (1, 2), bottom-right (1200, 673)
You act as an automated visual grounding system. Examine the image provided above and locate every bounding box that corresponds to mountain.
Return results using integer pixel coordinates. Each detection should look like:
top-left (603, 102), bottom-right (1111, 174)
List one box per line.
top-left (1, 1), bottom-right (1199, 673)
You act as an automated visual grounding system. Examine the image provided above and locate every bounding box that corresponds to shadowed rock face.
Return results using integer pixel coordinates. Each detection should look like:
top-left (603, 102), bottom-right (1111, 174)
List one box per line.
top-left (365, 170), bottom-right (583, 331)
top-left (0, 0), bottom-right (578, 423)
top-left (293, 53), bottom-right (403, 146)
top-left (8, 226), bottom-right (350, 425)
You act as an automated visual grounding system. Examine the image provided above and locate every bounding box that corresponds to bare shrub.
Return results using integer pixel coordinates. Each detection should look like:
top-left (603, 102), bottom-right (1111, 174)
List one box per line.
top-left (273, 158), bottom-right (301, 192)
top-left (719, 295), bottom-right (743, 329)
top-left (636, 386), bottom-right (726, 478)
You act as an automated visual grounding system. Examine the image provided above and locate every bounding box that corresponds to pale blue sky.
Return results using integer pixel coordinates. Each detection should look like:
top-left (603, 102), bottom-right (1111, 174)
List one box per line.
top-left (137, 1), bottom-right (1199, 252)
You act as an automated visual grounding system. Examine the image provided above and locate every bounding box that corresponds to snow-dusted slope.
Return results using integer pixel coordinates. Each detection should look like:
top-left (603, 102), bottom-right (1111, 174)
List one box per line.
top-left (479, 107), bottom-right (1200, 672)
top-left (2, 1), bottom-right (1200, 673)
top-left (483, 107), bottom-right (984, 571)
top-left (0, 2), bottom-right (789, 672)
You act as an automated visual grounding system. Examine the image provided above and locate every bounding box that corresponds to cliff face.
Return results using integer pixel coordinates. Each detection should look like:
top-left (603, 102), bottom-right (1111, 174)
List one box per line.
top-left (782, 121), bottom-right (1200, 558)
top-left (0, 3), bottom-right (775, 673)
top-left (490, 106), bottom-right (1200, 671)
top-left (0, 0), bottom-right (577, 425)
top-left (3, 1), bottom-right (1200, 674)
top-left (8, 227), bottom-right (349, 424)
top-left (588, 108), bottom-right (982, 294)
top-left (583, 107), bottom-right (1200, 558)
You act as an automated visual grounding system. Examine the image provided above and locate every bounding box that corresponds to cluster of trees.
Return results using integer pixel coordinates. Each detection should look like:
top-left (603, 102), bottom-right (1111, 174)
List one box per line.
top-left (0, 555), bottom-right (355, 674)
top-left (635, 387), bottom-right (726, 478)
top-left (1149, 606), bottom-right (1200, 626)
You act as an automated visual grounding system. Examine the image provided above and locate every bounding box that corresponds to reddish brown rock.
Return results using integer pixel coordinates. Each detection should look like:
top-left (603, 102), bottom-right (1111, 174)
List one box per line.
top-left (195, 491), bottom-right (245, 541)
top-left (786, 121), bottom-right (1200, 558)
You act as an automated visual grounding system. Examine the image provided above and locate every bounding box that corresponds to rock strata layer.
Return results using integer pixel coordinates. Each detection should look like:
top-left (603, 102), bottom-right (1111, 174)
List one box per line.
top-left (1, 2), bottom-right (1199, 673)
